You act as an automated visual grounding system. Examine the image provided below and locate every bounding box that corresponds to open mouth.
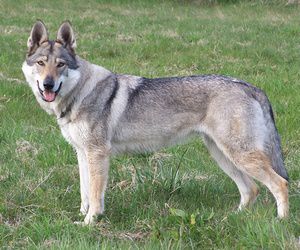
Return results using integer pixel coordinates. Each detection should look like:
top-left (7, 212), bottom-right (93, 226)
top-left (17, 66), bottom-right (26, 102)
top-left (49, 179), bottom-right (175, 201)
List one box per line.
top-left (37, 80), bottom-right (62, 102)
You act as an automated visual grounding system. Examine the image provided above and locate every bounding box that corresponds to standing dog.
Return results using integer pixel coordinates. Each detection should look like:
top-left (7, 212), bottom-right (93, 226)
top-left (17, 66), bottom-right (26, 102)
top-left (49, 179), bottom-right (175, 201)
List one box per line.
top-left (22, 21), bottom-right (289, 224)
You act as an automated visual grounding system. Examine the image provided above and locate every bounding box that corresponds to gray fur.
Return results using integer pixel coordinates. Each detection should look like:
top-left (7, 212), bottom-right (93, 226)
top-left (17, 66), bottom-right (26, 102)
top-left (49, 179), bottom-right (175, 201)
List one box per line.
top-left (26, 41), bottom-right (78, 69)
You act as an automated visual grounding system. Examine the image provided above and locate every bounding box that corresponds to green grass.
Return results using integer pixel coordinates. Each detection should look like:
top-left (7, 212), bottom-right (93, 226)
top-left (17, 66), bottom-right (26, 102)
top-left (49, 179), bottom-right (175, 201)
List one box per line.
top-left (0, 0), bottom-right (299, 249)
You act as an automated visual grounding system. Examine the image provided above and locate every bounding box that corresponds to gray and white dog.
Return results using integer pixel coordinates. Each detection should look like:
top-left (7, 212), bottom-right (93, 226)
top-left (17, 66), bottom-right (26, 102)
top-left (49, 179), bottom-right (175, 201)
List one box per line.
top-left (22, 21), bottom-right (289, 224)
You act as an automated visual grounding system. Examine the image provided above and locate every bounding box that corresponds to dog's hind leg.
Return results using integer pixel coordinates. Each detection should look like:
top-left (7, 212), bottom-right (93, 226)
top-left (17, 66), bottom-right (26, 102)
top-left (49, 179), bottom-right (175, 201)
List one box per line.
top-left (231, 150), bottom-right (289, 218)
top-left (202, 93), bottom-right (288, 218)
top-left (203, 135), bottom-right (259, 210)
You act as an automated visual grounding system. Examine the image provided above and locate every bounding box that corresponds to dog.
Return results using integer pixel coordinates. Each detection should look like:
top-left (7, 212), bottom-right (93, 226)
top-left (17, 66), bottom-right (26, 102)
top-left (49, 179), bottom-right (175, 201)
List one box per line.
top-left (22, 20), bottom-right (289, 224)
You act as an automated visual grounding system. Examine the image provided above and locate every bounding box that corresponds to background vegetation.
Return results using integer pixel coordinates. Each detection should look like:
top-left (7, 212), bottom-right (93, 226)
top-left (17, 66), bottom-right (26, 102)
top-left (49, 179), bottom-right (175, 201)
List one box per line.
top-left (0, 0), bottom-right (299, 248)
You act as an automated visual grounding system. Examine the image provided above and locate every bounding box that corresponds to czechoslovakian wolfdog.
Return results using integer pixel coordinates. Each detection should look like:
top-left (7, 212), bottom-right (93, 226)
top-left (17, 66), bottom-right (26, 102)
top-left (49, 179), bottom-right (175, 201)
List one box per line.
top-left (22, 21), bottom-right (289, 224)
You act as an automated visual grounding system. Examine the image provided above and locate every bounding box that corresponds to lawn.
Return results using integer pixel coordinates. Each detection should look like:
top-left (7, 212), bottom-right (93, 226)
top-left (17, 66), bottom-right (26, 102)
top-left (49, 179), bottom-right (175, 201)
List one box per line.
top-left (0, 0), bottom-right (299, 249)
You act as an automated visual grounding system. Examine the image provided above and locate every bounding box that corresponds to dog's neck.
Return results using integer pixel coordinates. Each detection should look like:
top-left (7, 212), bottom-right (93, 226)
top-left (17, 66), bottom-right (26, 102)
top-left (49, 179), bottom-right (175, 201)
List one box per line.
top-left (55, 57), bottom-right (113, 123)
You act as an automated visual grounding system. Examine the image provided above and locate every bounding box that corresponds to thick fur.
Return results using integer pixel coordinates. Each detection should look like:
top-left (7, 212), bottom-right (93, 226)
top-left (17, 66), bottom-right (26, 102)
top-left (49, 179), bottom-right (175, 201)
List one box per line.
top-left (22, 21), bottom-right (289, 224)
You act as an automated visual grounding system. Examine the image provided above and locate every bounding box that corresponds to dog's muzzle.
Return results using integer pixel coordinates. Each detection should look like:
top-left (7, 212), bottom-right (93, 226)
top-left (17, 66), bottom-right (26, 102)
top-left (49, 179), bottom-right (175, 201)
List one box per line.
top-left (37, 80), bottom-right (62, 102)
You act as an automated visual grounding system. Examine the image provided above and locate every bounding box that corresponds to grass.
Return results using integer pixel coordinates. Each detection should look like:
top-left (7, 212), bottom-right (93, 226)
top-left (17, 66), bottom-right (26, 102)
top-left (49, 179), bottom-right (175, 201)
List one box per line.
top-left (0, 0), bottom-right (299, 248)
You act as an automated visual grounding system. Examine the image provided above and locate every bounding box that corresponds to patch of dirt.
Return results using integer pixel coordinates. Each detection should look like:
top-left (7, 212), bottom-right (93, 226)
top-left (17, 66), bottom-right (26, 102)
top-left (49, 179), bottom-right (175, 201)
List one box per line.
top-left (15, 139), bottom-right (38, 156)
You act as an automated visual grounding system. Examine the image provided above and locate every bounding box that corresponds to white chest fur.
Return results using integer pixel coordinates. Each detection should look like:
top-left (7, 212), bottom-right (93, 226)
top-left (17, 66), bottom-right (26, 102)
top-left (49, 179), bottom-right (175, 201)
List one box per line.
top-left (59, 120), bottom-right (89, 150)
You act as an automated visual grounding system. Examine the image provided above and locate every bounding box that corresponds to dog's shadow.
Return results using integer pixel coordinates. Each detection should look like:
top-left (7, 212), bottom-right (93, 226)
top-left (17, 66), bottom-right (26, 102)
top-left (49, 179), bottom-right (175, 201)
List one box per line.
top-left (104, 162), bottom-right (239, 225)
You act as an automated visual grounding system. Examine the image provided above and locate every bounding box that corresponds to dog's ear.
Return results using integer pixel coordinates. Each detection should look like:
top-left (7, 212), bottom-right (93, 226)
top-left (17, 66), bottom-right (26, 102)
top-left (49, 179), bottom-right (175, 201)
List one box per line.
top-left (27, 20), bottom-right (48, 55)
top-left (56, 21), bottom-right (76, 52)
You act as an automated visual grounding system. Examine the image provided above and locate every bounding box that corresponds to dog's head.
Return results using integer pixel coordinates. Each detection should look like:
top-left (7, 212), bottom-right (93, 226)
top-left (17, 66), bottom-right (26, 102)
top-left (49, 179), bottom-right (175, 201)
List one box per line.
top-left (22, 20), bottom-right (80, 103)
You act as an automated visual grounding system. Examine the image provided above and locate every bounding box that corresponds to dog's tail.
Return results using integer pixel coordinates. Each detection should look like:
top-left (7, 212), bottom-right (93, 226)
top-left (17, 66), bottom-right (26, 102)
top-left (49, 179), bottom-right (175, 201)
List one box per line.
top-left (254, 90), bottom-right (289, 181)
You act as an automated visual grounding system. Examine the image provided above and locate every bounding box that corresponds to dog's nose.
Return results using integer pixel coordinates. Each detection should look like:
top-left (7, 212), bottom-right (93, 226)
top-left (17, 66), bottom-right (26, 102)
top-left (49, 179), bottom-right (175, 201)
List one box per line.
top-left (43, 76), bottom-right (55, 90)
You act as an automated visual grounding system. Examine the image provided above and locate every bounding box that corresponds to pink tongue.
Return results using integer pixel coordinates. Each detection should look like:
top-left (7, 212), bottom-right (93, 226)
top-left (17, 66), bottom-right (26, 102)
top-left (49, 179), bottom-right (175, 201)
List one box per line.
top-left (43, 91), bottom-right (56, 102)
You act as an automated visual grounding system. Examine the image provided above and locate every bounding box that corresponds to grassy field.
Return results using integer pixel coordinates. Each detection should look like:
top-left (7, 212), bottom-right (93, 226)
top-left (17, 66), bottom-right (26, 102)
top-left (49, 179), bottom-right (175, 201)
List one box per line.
top-left (0, 0), bottom-right (299, 249)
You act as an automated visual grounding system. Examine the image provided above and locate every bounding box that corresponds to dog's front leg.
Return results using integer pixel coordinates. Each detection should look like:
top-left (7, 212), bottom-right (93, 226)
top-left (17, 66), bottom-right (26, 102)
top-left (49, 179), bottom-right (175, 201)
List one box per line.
top-left (84, 148), bottom-right (109, 225)
top-left (76, 148), bottom-right (90, 216)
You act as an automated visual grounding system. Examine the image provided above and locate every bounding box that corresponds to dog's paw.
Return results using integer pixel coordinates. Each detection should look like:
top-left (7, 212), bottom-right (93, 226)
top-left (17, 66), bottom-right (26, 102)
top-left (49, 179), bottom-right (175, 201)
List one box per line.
top-left (80, 202), bottom-right (89, 216)
top-left (84, 212), bottom-right (98, 225)
top-left (83, 205), bottom-right (104, 225)
top-left (74, 220), bottom-right (85, 226)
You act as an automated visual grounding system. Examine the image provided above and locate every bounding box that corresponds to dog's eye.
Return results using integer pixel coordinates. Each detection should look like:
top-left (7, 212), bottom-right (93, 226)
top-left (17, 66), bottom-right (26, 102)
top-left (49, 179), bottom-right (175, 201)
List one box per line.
top-left (37, 61), bottom-right (45, 66)
top-left (57, 62), bottom-right (65, 68)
